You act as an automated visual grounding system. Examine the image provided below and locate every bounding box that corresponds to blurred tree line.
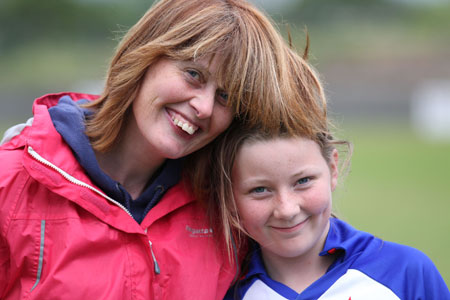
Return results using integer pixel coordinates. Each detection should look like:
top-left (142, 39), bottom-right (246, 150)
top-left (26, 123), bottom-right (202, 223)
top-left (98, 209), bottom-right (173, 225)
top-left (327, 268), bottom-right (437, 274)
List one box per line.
top-left (285, 0), bottom-right (450, 28)
top-left (1, 0), bottom-right (449, 111)
top-left (279, 0), bottom-right (450, 60)
top-left (2, 0), bottom-right (449, 53)
top-left (0, 0), bottom-right (153, 52)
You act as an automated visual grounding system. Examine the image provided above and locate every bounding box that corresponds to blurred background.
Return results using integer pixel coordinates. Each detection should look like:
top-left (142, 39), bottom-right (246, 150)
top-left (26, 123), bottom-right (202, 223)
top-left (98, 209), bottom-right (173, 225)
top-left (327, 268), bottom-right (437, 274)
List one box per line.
top-left (1, 0), bottom-right (449, 284)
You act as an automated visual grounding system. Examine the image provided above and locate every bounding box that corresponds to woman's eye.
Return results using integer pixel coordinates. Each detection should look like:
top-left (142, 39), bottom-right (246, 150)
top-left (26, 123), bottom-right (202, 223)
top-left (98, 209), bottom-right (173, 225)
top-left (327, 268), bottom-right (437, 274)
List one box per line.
top-left (186, 69), bottom-right (201, 81)
top-left (216, 90), bottom-right (229, 105)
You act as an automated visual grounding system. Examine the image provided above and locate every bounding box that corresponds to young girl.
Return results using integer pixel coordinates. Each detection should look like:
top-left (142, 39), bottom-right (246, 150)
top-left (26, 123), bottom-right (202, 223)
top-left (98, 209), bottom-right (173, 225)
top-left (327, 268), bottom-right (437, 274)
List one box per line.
top-left (209, 124), bottom-right (450, 299)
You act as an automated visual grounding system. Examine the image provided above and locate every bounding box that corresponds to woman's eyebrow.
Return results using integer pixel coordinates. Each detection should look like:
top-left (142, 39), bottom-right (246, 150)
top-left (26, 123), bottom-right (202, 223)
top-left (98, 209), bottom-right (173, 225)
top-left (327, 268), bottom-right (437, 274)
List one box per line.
top-left (194, 61), bottom-right (212, 77)
top-left (185, 59), bottom-right (224, 88)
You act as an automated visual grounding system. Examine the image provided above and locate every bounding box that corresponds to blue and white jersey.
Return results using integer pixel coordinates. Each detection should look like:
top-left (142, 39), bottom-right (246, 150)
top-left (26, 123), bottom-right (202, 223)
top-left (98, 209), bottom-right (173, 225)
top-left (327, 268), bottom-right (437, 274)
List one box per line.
top-left (225, 218), bottom-right (449, 300)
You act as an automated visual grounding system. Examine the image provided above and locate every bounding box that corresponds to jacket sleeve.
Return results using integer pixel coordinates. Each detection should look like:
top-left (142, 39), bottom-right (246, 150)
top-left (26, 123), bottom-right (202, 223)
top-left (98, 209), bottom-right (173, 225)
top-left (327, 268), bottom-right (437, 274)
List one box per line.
top-left (0, 232), bottom-right (10, 296)
top-left (0, 148), bottom-right (27, 296)
top-left (0, 117), bottom-right (33, 145)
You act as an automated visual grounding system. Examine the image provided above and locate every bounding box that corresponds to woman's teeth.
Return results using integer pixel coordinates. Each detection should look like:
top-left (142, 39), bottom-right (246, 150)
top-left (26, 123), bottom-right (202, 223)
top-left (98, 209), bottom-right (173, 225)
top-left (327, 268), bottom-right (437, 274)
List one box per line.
top-left (173, 118), bottom-right (196, 135)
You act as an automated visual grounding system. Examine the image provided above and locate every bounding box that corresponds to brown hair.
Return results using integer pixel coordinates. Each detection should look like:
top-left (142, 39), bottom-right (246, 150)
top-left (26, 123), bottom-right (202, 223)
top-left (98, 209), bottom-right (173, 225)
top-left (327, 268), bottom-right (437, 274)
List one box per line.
top-left (84, 0), bottom-right (320, 152)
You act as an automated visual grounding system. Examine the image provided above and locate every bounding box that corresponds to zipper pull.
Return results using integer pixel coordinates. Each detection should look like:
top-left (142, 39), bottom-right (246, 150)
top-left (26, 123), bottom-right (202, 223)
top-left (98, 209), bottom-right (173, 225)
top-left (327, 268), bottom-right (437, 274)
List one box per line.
top-left (149, 240), bottom-right (161, 275)
top-left (145, 229), bottom-right (160, 275)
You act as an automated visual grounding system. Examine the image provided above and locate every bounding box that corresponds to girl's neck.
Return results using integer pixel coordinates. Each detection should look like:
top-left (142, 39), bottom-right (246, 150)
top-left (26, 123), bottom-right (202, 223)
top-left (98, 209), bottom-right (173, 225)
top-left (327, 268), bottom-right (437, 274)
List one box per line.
top-left (261, 223), bottom-right (333, 294)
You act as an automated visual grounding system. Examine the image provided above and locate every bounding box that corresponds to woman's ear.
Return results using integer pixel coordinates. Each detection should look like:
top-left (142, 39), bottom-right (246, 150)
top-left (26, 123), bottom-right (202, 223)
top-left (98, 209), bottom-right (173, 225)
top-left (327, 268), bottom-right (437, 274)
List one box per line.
top-left (330, 149), bottom-right (339, 191)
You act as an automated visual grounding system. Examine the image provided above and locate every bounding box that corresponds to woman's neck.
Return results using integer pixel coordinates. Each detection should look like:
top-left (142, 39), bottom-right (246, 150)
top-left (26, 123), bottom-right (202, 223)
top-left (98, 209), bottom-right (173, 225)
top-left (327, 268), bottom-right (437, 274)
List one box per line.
top-left (95, 122), bottom-right (166, 199)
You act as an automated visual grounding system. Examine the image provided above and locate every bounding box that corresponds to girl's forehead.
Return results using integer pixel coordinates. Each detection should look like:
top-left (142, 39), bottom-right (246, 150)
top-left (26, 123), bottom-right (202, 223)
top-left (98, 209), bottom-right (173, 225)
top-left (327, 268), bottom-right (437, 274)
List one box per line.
top-left (237, 136), bottom-right (322, 158)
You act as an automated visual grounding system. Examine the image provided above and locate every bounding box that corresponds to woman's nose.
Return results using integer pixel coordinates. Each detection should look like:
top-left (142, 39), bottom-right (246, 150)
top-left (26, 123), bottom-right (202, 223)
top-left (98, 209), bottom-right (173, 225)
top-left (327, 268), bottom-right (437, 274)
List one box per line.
top-left (273, 192), bottom-right (301, 220)
top-left (190, 87), bottom-right (215, 119)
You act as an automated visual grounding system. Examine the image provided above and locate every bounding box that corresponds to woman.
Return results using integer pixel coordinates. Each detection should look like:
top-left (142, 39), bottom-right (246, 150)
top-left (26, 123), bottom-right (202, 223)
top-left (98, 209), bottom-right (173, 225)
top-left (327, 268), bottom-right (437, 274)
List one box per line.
top-left (0, 0), bottom-right (308, 299)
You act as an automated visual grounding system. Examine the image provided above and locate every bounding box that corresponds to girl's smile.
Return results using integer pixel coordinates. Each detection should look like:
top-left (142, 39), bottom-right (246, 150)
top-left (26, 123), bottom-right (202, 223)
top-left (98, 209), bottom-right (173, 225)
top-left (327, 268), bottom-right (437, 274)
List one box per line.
top-left (232, 136), bottom-right (339, 261)
top-left (270, 217), bottom-right (310, 234)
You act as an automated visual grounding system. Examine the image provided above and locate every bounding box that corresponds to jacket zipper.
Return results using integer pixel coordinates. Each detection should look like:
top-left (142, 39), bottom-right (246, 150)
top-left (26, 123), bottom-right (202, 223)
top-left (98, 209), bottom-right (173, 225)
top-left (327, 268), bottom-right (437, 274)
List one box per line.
top-left (28, 146), bottom-right (161, 275)
top-left (27, 146), bottom-right (133, 218)
top-left (145, 229), bottom-right (161, 275)
top-left (30, 220), bottom-right (46, 292)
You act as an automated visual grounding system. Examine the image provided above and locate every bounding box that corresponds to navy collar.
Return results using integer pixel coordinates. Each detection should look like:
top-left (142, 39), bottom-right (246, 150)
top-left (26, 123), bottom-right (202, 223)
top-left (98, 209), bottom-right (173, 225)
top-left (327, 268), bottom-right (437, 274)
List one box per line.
top-left (245, 218), bottom-right (369, 280)
top-left (244, 243), bottom-right (267, 279)
top-left (320, 218), bottom-right (374, 261)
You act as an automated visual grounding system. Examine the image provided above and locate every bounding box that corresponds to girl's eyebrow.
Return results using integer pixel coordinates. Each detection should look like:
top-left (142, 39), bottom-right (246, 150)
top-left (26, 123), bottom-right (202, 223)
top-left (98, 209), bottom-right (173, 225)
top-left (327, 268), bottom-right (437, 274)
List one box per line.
top-left (291, 167), bottom-right (321, 178)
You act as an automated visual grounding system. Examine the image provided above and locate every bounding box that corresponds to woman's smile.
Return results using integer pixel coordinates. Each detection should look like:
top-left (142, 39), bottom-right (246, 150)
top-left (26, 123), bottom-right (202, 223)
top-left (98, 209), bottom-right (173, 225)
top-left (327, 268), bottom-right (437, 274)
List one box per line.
top-left (129, 56), bottom-right (233, 161)
top-left (166, 108), bottom-right (199, 136)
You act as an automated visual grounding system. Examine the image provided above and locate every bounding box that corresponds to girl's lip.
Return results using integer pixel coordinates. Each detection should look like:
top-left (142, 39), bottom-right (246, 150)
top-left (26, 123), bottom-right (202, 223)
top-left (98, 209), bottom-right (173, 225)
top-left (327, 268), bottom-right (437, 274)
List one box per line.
top-left (271, 218), bottom-right (309, 233)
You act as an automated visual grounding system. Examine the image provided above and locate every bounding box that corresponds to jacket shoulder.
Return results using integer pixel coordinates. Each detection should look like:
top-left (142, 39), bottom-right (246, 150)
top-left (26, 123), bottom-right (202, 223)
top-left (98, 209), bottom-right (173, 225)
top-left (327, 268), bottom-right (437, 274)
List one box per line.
top-left (0, 146), bottom-right (29, 234)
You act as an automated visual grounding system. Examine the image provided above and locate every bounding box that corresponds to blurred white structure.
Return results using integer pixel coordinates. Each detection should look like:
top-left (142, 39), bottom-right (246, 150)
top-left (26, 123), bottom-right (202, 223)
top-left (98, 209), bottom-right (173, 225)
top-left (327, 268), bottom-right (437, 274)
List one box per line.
top-left (410, 80), bottom-right (450, 141)
top-left (390, 0), bottom-right (449, 6)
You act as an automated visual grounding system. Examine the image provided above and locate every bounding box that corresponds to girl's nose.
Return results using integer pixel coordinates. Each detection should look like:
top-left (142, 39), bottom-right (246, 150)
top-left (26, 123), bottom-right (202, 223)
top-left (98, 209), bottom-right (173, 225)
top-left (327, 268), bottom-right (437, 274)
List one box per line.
top-left (273, 192), bottom-right (301, 220)
top-left (190, 87), bottom-right (215, 119)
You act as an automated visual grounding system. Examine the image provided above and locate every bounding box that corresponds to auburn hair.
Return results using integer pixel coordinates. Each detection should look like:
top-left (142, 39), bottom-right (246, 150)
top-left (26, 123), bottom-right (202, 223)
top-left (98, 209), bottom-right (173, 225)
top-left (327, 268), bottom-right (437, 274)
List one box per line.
top-left (184, 42), bottom-right (352, 258)
top-left (84, 0), bottom-right (315, 152)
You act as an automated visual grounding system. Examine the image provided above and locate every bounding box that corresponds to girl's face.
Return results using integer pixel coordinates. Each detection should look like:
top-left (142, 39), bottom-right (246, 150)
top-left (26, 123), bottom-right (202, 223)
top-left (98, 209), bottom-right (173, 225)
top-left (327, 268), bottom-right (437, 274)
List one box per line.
top-left (232, 137), bottom-right (338, 261)
top-left (130, 55), bottom-right (233, 161)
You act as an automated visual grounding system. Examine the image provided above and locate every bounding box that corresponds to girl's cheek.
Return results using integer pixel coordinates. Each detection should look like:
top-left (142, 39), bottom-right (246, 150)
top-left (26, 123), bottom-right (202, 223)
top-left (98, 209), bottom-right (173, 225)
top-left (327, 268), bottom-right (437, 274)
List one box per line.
top-left (302, 189), bottom-right (332, 214)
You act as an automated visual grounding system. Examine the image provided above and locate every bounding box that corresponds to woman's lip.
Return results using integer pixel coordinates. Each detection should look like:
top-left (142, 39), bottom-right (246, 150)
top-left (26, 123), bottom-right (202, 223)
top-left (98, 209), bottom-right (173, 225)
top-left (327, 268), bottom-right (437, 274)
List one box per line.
top-left (166, 108), bottom-right (200, 130)
top-left (271, 218), bottom-right (309, 233)
top-left (165, 108), bottom-right (199, 138)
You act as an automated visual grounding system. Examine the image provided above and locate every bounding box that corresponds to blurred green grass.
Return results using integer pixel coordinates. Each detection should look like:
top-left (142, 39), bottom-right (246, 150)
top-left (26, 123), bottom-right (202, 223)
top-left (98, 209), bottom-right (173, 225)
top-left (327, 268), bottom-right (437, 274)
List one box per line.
top-left (334, 122), bottom-right (450, 285)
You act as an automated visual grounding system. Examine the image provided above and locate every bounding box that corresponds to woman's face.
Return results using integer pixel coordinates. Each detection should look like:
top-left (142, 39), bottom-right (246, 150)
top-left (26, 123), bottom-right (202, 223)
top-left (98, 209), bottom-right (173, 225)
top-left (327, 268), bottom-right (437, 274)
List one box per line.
top-left (232, 137), bottom-right (338, 262)
top-left (130, 55), bottom-right (233, 160)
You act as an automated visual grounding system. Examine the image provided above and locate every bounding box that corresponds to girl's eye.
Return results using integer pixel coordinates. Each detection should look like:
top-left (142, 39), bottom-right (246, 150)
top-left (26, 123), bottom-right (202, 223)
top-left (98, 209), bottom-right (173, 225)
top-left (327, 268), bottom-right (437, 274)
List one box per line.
top-left (297, 177), bottom-right (311, 185)
top-left (216, 90), bottom-right (229, 105)
top-left (251, 186), bottom-right (267, 194)
top-left (186, 69), bottom-right (201, 81)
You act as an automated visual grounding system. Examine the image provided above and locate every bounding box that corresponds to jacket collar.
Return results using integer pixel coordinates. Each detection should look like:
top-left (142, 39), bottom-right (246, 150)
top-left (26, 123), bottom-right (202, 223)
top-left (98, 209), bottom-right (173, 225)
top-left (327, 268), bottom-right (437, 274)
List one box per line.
top-left (47, 94), bottom-right (183, 223)
top-left (23, 92), bottom-right (193, 233)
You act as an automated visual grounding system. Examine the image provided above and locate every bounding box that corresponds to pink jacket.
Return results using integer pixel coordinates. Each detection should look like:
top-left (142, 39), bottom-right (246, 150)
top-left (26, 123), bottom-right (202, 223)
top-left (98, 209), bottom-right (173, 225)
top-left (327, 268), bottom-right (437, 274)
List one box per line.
top-left (0, 93), bottom-right (237, 299)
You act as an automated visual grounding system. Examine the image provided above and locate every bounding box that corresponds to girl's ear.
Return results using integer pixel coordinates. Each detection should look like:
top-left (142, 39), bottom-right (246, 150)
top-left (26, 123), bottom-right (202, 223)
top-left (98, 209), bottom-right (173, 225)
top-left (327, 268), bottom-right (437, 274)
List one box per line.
top-left (330, 149), bottom-right (339, 191)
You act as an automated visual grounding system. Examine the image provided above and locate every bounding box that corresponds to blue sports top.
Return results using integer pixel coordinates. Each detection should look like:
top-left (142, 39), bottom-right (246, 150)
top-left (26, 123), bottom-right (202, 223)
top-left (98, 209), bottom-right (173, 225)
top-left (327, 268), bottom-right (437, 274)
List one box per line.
top-left (225, 218), bottom-right (449, 300)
